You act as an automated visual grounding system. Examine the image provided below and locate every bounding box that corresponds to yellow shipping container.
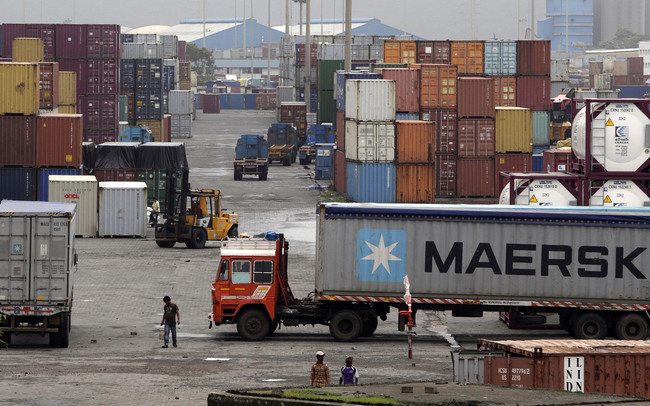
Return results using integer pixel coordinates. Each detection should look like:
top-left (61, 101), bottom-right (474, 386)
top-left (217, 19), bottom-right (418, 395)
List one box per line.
top-left (58, 71), bottom-right (77, 106)
top-left (495, 107), bottom-right (533, 153)
top-left (58, 105), bottom-right (77, 114)
top-left (12, 38), bottom-right (45, 62)
top-left (135, 119), bottom-right (164, 142)
top-left (0, 62), bottom-right (40, 115)
top-left (179, 79), bottom-right (191, 90)
top-left (383, 41), bottom-right (416, 64)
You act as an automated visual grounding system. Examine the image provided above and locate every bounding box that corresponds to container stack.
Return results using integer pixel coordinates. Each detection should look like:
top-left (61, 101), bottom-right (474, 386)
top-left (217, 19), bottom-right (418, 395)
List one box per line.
top-left (168, 90), bottom-right (193, 138)
top-left (279, 102), bottom-right (308, 143)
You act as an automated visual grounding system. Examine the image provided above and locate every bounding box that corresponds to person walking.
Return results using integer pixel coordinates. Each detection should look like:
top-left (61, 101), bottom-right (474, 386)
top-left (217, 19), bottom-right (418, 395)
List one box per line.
top-left (310, 351), bottom-right (330, 387)
top-left (160, 295), bottom-right (180, 348)
top-left (149, 198), bottom-right (160, 226)
top-left (339, 356), bottom-right (359, 385)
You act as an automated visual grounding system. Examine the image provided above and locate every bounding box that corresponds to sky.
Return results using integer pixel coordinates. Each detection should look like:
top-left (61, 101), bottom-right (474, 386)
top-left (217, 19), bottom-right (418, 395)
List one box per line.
top-left (0, 0), bottom-right (545, 41)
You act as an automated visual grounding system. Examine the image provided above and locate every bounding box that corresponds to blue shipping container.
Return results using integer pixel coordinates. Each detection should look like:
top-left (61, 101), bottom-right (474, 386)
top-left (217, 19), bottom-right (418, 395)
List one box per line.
top-left (315, 143), bottom-right (335, 180)
top-left (244, 94), bottom-right (257, 110)
top-left (532, 110), bottom-right (551, 146)
top-left (219, 93), bottom-right (229, 109)
top-left (135, 89), bottom-right (163, 119)
top-left (163, 65), bottom-right (175, 90)
top-left (0, 168), bottom-right (37, 201)
top-left (235, 135), bottom-right (268, 159)
top-left (532, 145), bottom-right (550, 155)
top-left (483, 41), bottom-right (517, 76)
top-left (335, 71), bottom-right (381, 111)
top-left (120, 59), bottom-right (135, 89)
top-left (136, 59), bottom-right (163, 89)
top-left (229, 94), bottom-right (244, 110)
top-left (615, 86), bottom-right (650, 98)
top-left (532, 154), bottom-right (544, 172)
top-left (395, 113), bottom-right (420, 120)
top-left (37, 168), bottom-right (81, 201)
top-left (346, 162), bottom-right (396, 203)
top-left (120, 33), bottom-right (135, 43)
top-left (297, 88), bottom-right (318, 112)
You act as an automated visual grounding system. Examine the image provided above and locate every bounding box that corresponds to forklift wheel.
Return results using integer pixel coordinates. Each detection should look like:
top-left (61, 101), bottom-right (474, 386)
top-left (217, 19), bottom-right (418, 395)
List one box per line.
top-left (156, 240), bottom-right (176, 248)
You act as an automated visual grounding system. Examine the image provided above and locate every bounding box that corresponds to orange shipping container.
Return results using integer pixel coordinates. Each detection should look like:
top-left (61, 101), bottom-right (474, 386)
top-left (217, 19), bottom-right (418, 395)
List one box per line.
top-left (383, 41), bottom-right (416, 64)
top-left (12, 37), bottom-right (44, 62)
top-left (451, 41), bottom-right (484, 74)
top-left (36, 114), bottom-right (83, 168)
top-left (396, 164), bottom-right (436, 203)
top-left (419, 64), bottom-right (457, 109)
top-left (493, 76), bottom-right (516, 107)
top-left (38, 62), bottom-right (59, 110)
top-left (395, 120), bottom-right (435, 163)
top-left (0, 62), bottom-right (40, 115)
top-left (136, 119), bottom-right (164, 142)
top-left (58, 71), bottom-right (77, 106)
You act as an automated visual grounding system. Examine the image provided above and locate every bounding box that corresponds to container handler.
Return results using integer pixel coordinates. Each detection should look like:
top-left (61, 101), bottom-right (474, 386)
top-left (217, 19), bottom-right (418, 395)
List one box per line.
top-left (267, 123), bottom-right (297, 166)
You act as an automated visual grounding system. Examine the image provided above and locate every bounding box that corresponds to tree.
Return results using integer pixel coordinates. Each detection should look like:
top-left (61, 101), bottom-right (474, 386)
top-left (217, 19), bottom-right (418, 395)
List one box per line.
top-left (186, 43), bottom-right (216, 86)
top-left (598, 28), bottom-right (650, 49)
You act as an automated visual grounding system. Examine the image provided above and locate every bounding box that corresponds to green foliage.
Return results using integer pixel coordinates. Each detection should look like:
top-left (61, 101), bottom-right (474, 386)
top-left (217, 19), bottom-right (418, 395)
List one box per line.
top-left (598, 28), bottom-right (650, 49)
top-left (281, 388), bottom-right (403, 405)
top-left (185, 43), bottom-right (216, 86)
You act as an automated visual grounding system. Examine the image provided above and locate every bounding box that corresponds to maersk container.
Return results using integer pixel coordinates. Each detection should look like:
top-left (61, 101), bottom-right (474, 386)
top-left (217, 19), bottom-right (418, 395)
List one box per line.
top-left (0, 167), bottom-right (36, 201)
top-left (345, 80), bottom-right (395, 122)
top-left (98, 182), bottom-right (147, 237)
top-left (37, 168), bottom-right (81, 201)
top-left (48, 175), bottom-right (98, 237)
top-left (0, 62), bottom-right (40, 115)
top-left (345, 121), bottom-right (395, 162)
top-left (483, 41), bottom-right (516, 76)
top-left (345, 162), bottom-right (396, 203)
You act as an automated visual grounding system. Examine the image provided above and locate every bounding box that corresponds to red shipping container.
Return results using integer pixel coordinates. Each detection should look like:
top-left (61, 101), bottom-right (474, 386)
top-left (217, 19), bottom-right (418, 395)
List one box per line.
top-left (627, 57), bottom-right (644, 75)
top-left (457, 118), bottom-right (495, 157)
top-left (85, 24), bottom-right (119, 59)
top-left (178, 41), bottom-right (187, 61)
top-left (280, 102), bottom-right (307, 137)
top-left (495, 153), bottom-right (533, 192)
top-left (84, 129), bottom-right (117, 144)
top-left (120, 89), bottom-right (136, 123)
top-left (335, 110), bottom-right (346, 151)
top-left (55, 24), bottom-right (87, 59)
top-left (86, 59), bottom-right (118, 94)
top-left (26, 24), bottom-right (56, 61)
top-left (457, 157), bottom-right (495, 197)
top-left (79, 94), bottom-right (118, 130)
top-left (296, 44), bottom-right (318, 66)
top-left (0, 116), bottom-right (37, 167)
top-left (517, 40), bottom-right (551, 75)
top-left (629, 73), bottom-right (645, 85)
top-left (435, 153), bottom-right (457, 197)
top-left (179, 61), bottom-right (191, 80)
top-left (421, 109), bottom-right (458, 154)
top-left (612, 75), bottom-right (628, 87)
top-left (333, 148), bottom-right (346, 194)
top-left (1, 24), bottom-right (26, 58)
top-left (39, 62), bottom-right (60, 109)
top-left (203, 94), bottom-right (221, 113)
top-left (36, 114), bottom-right (83, 168)
top-left (380, 68), bottom-right (420, 113)
top-left (163, 114), bottom-right (171, 142)
top-left (93, 168), bottom-right (136, 182)
top-left (395, 120), bottom-right (435, 163)
top-left (198, 93), bottom-right (204, 109)
top-left (396, 164), bottom-right (435, 203)
top-left (57, 59), bottom-right (87, 94)
top-left (493, 76), bottom-right (517, 107)
top-left (516, 76), bottom-right (550, 110)
top-left (457, 77), bottom-right (495, 118)
top-left (416, 41), bottom-right (451, 64)
top-left (418, 64), bottom-right (457, 109)
top-left (543, 149), bottom-right (571, 172)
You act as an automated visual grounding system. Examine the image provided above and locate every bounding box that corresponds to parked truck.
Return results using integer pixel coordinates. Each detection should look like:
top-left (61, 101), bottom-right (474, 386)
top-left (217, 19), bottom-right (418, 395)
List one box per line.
top-left (210, 203), bottom-right (650, 341)
top-left (267, 123), bottom-right (297, 166)
top-left (233, 134), bottom-right (269, 181)
top-left (298, 124), bottom-right (335, 165)
top-left (0, 200), bottom-right (77, 348)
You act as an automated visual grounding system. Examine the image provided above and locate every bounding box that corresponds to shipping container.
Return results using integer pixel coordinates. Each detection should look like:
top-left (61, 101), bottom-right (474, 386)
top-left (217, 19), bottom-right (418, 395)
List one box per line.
top-left (84, 129), bottom-right (117, 144)
top-left (421, 109), bottom-right (458, 154)
top-left (457, 157), bottom-right (495, 197)
top-left (135, 119), bottom-right (165, 142)
top-left (39, 61), bottom-right (60, 109)
top-left (318, 45), bottom-right (345, 61)
top-left (135, 89), bottom-right (163, 120)
top-left (532, 110), bottom-right (551, 146)
top-left (0, 25), bottom-right (3, 56)
top-left (85, 59), bottom-right (118, 94)
top-left (495, 107), bottom-right (533, 153)
top-left (395, 120), bottom-right (435, 163)
top-left (178, 40), bottom-right (187, 61)
top-left (333, 148), bottom-right (346, 194)
top-left (0, 62), bottom-right (40, 115)
top-left (335, 71), bottom-right (381, 111)
top-left (318, 59), bottom-right (344, 90)
top-left (295, 43), bottom-right (318, 66)
top-left (588, 61), bottom-right (603, 75)
top-left (379, 68), bottom-right (419, 113)
top-left (335, 110), bottom-right (346, 149)
top-left (314, 143), bottom-right (335, 180)
top-left (593, 73), bottom-right (612, 90)
top-left (163, 58), bottom-right (179, 90)
top-left (93, 168), bottom-right (137, 182)
top-left (435, 153), bottom-right (457, 197)
top-left (612, 60), bottom-right (627, 76)
top-left (163, 114), bottom-right (171, 142)
top-left (280, 102), bottom-right (307, 136)
top-left (80, 94), bottom-right (119, 130)
top-left (550, 81), bottom-right (570, 98)
top-left (457, 77), bottom-right (495, 118)
top-left (543, 149), bottom-right (571, 172)
top-left (457, 118), bottom-right (495, 157)
top-left (135, 59), bottom-right (163, 89)
top-left (203, 94), bottom-right (220, 113)
top-left (25, 24), bottom-right (56, 60)
top-left (550, 59), bottom-right (570, 82)
top-left (345, 121), bottom-right (395, 162)
top-left (37, 168), bottom-right (81, 201)
top-left (57, 59), bottom-right (87, 94)
top-left (495, 153), bottom-right (533, 192)
top-left (418, 64), bottom-right (457, 109)
top-left (627, 57), bottom-right (644, 75)
top-left (58, 71), bottom-right (77, 106)
top-left (416, 40), bottom-right (450, 64)
top-left (0, 115), bottom-right (37, 167)
top-left (451, 41), bottom-right (484, 74)
top-left (516, 76), bottom-right (551, 110)
top-left (86, 24), bottom-right (119, 59)
top-left (160, 35), bottom-right (178, 59)
top-left (55, 24), bottom-right (86, 59)
top-left (516, 40), bottom-right (550, 75)
top-left (493, 76), bottom-right (517, 107)
top-left (12, 37), bottom-right (44, 62)
top-left (168, 90), bottom-right (193, 115)
top-left (317, 90), bottom-right (334, 124)
top-left (483, 41), bottom-right (516, 76)
top-left (48, 175), bottom-right (97, 237)
top-left (346, 162), bottom-right (396, 203)
top-left (0, 167), bottom-right (36, 201)
top-left (383, 40), bottom-right (416, 64)
top-left (36, 114), bottom-right (83, 168)
top-left (396, 163), bottom-right (435, 203)
top-left (98, 182), bottom-right (147, 237)
top-left (171, 114), bottom-right (192, 138)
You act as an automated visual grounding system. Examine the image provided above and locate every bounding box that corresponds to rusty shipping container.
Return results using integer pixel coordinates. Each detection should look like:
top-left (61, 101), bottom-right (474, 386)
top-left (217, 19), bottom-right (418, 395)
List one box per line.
top-left (12, 37), bottom-right (44, 62)
top-left (383, 41), bottom-right (416, 64)
top-left (457, 118), bottom-right (495, 157)
top-left (0, 62), bottom-right (40, 115)
top-left (84, 129), bottom-right (117, 144)
top-left (379, 68), bottom-right (420, 113)
top-left (451, 41), bottom-right (484, 75)
top-left (86, 24), bottom-right (120, 59)
top-left (395, 120), bottom-right (435, 163)
top-left (435, 153), bottom-right (457, 197)
top-left (396, 164), bottom-right (436, 203)
top-left (333, 148), bottom-right (346, 194)
top-left (495, 107), bottom-right (533, 153)
top-left (421, 109), bottom-right (458, 154)
top-left (36, 114), bottom-right (83, 168)
top-left (280, 102), bottom-right (307, 136)
top-left (335, 110), bottom-right (346, 151)
top-left (495, 153), bottom-right (533, 192)
top-left (38, 62), bottom-right (59, 110)
top-left (516, 76), bottom-right (551, 110)
top-left (0, 116), bottom-right (37, 167)
top-left (482, 339), bottom-right (650, 398)
top-left (457, 156), bottom-right (495, 197)
top-left (457, 77), bottom-right (495, 118)
top-left (543, 149), bottom-right (571, 172)
top-left (418, 64), bottom-right (457, 109)
top-left (516, 40), bottom-right (551, 75)
top-left (628, 57), bottom-right (644, 75)
top-left (416, 40), bottom-right (451, 64)
top-left (163, 114), bottom-right (171, 143)
top-left (493, 76), bottom-right (516, 107)
top-left (58, 71), bottom-right (77, 106)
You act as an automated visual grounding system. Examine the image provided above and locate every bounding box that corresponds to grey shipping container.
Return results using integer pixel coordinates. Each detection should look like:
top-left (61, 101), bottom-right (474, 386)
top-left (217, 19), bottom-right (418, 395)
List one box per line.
top-left (169, 90), bottom-right (193, 115)
top-left (171, 114), bottom-right (193, 138)
top-left (98, 182), bottom-right (147, 237)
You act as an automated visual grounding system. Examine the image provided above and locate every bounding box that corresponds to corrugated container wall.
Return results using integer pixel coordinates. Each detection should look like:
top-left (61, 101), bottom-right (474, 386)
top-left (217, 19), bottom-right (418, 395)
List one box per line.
top-left (37, 168), bottom-right (81, 201)
top-left (0, 168), bottom-right (36, 201)
top-left (493, 76), bottom-right (516, 107)
top-left (333, 149), bottom-right (346, 194)
top-left (383, 41), bottom-right (416, 64)
top-left (345, 121), bottom-right (395, 162)
top-left (457, 157), bottom-right (495, 197)
top-left (395, 121), bottom-right (435, 163)
top-left (12, 37), bottom-right (44, 62)
top-left (495, 107), bottom-right (533, 153)
top-left (86, 24), bottom-right (119, 59)
top-left (345, 80), bottom-right (396, 122)
top-left (168, 90), bottom-right (193, 115)
top-left (98, 182), bottom-right (147, 237)
top-left (450, 41), bottom-right (484, 74)
top-left (419, 64), bottom-right (457, 109)
top-left (0, 115), bottom-right (37, 167)
top-left (421, 109), bottom-right (458, 153)
top-left (532, 110), bottom-right (551, 146)
top-left (550, 59), bottom-right (570, 81)
top-left (38, 62), bottom-right (59, 110)
top-left (396, 164), bottom-right (435, 203)
top-left (457, 77), bottom-right (495, 118)
top-left (516, 40), bottom-right (551, 75)
top-left (55, 24), bottom-right (86, 59)
top-left (36, 114), bottom-right (83, 168)
top-left (379, 68), bottom-right (419, 113)
top-left (0, 63), bottom-right (40, 115)
top-left (516, 76), bottom-right (550, 110)
top-left (457, 118), bottom-right (495, 157)
top-left (48, 175), bottom-right (97, 237)
top-left (58, 71), bottom-right (77, 106)
top-left (346, 162), bottom-right (396, 203)
top-left (483, 41), bottom-right (516, 76)
top-left (435, 154), bottom-right (457, 197)
top-left (495, 153), bottom-right (533, 192)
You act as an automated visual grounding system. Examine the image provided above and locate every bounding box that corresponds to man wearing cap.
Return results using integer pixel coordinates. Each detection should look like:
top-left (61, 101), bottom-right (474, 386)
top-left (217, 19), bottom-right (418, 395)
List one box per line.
top-left (310, 351), bottom-right (331, 387)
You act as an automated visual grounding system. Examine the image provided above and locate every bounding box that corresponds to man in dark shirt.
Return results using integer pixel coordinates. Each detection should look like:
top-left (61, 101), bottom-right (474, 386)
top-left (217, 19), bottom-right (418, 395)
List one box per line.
top-left (339, 356), bottom-right (359, 385)
top-left (160, 295), bottom-right (180, 348)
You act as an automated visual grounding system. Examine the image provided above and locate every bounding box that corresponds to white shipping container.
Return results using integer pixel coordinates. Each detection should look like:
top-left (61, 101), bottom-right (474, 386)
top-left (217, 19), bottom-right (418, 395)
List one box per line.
top-left (550, 81), bottom-right (570, 98)
top-left (98, 182), bottom-right (147, 237)
top-left (345, 79), bottom-right (396, 121)
top-left (276, 86), bottom-right (295, 107)
top-left (550, 59), bottom-right (570, 82)
top-left (48, 175), bottom-right (98, 237)
top-left (345, 120), bottom-right (395, 162)
top-left (122, 43), bottom-right (145, 59)
top-left (134, 33), bottom-right (158, 44)
top-left (593, 73), bottom-right (612, 90)
top-left (160, 35), bottom-right (178, 59)
top-left (171, 114), bottom-right (193, 138)
top-left (318, 44), bottom-right (345, 60)
top-left (144, 43), bottom-right (164, 59)
top-left (169, 90), bottom-right (193, 114)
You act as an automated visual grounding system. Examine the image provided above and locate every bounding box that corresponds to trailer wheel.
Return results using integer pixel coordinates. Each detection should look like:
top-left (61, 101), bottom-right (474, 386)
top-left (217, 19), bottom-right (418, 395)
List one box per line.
top-left (330, 310), bottom-right (362, 342)
top-left (49, 332), bottom-right (60, 348)
top-left (156, 240), bottom-right (176, 248)
top-left (282, 155), bottom-right (291, 166)
top-left (234, 169), bottom-right (242, 181)
top-left (260, 167), bottom-right (268, 181)
top-left (572, 312), bottom-right (607, 339)
top-left (360, 317), bottom-right (378, 337)
top-left (615, 313), bottom-right (649, 340)
top-left (186, 229), bottom-right (207, 249)
top-left (237, 309), bottom-right (270, 341)
top-left (58, 313), bottom-right (70, 348)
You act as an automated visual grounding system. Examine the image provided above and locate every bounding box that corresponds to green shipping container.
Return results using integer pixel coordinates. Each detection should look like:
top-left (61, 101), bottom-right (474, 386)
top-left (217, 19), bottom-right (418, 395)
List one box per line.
top-left (532, 110), bottom-right (551, 146)
top-left (135, 169), bottom-right (169, 212)
top-left (317, 90), bottom-right (335, 124)
top-left (318, 60), bottom-right (344, 91)
top-left (119, 95), bottom-right (129, 122)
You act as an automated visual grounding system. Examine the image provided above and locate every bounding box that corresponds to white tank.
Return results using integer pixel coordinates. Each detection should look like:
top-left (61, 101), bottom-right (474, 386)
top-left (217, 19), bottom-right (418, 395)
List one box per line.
top-left (572, 102), bottom-right (650, 172)
top-left (590, 180), bottom-right (650, 207)
top-left (499, 179), bottom-right (577, 206)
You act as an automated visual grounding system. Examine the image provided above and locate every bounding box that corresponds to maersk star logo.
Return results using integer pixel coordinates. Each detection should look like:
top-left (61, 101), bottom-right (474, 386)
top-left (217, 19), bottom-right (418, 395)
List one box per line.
top-left (356, 229), bottom-right (406, 282)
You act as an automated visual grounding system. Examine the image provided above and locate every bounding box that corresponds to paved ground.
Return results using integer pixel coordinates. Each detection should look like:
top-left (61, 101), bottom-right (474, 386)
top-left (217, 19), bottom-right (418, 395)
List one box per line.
top-left (0, 110), bottom-right (644, 406)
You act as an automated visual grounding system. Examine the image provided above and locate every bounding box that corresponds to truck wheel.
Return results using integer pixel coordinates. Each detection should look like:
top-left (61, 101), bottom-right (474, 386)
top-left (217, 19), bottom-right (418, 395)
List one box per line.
top-left (330, 310), bottom-right (362, 342)
top-left (572, 312), bottom-right (607, 339)
top-left (615, 313), bottom-right (649, 340)
top-left (156, 240), bottom-right (176, 248)
top-left (259, 168), bottom-right (268, 181)
top-left (282, 155), bottom-right (291, 166)
top-left (49, 332), bottom-right (60, 348)
top-left (237, 309), bottom-right (270, 341)
top-left (299, 157), bottom-right (307, 165)
top-left (361, 317), bottom-right (378, 337)
top-left (187, 229), bottom-right (207, 249)
top-left (59, 313), bottom-right (70, 348)
top-left (268, 320), bottom-right (279, 336)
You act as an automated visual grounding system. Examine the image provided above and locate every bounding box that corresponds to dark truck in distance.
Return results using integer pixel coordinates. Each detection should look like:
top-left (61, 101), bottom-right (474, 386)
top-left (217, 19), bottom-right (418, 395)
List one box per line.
top-left (267, 123), bottom-right (297, 166)
top-left (298, 124), bottom-right (335, 165)
top-left (233, 134), bottom-right (269, 181)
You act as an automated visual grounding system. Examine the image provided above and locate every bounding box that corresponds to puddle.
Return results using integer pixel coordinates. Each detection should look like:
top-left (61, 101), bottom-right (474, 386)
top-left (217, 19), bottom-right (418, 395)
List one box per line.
top-left (262, 379), bottom-right (287, 382)
top-left (205, 358), bottom-right (230, 361)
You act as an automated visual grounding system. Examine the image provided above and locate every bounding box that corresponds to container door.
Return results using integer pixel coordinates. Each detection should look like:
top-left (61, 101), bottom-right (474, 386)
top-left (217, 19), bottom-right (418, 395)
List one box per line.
top-left (32, 215), bottom-right (70, 302)
top-left (0, 216), bottom-right (31, 302)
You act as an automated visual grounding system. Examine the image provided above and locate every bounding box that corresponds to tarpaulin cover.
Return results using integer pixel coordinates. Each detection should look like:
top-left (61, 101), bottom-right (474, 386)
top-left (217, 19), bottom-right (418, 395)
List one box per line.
top-left (138, 142), bottom-right (188, 170)
top-left (82, 142), bottom-right (97, 171)
top-left (94, 142), bottom-right (140, 169)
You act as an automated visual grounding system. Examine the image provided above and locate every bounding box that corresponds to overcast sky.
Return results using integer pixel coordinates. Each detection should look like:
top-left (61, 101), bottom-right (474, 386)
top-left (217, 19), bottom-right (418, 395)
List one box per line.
top-left (1, 0), bottom-right (545, 40)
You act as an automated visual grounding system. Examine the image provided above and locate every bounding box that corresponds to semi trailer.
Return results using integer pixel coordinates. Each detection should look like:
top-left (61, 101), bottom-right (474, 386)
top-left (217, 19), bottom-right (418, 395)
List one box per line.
top-left (209, 203), bottom-right (650, 341)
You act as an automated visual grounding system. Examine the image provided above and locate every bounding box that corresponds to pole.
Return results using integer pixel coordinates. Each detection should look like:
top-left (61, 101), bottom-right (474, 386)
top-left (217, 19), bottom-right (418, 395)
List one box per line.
top-left (344, 0), bottom-right (351, 71)
top-left (285, 0), bottom-right (290, 37)
top-left (531, 0), bottom-right (535, 39)
top-left (250, 0), bottom-right (254, 81)
top-left (299, 1), bottom-right (303, 35)
top-left (243, 0), bottom-right (247, 78)
top-left (203, 0), bottom-right (206, 48)
top-left (306, 0), bottom-right (311, 113)
top-left (268, 0), bottom-right (272, 86)
top-left (565, 0), bottom-right (569, 56)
